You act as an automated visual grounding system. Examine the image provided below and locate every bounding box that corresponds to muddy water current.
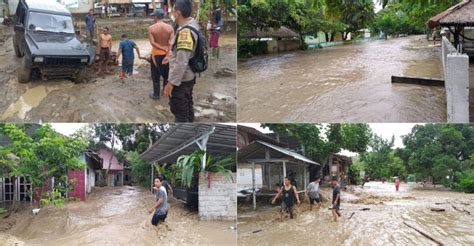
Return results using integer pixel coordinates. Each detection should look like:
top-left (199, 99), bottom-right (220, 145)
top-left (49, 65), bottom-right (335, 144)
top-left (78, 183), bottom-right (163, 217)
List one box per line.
top-left (0, 186), bottom-right (236, 245)
top-left (238, 182), bottom-right (474, 245)
top-left (238, 36), bottom-right (446, 122)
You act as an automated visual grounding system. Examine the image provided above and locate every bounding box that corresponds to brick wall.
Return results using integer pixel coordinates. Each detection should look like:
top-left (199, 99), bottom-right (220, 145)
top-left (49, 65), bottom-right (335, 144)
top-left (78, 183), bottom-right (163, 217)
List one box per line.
top-left (198, 172), bottom-right (236, 221)
top-left (68, 169), bottom-right (86, 201)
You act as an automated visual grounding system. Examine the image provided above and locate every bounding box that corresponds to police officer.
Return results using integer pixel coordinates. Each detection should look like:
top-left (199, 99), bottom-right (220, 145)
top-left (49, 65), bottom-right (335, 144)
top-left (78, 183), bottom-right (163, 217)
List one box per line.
top-left (163, 0), bottom-right (199, 122)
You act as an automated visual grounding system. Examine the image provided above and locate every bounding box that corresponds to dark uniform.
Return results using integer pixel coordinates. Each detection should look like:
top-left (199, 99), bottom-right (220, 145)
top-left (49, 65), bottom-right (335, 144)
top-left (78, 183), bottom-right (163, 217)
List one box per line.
top-left (168, 19), bottom-right (199, 122)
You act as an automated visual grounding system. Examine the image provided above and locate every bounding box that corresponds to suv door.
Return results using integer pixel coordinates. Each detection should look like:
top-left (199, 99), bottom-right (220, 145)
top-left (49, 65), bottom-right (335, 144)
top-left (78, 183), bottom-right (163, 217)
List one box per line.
top-left (13, 1), bottom-right (26, 57)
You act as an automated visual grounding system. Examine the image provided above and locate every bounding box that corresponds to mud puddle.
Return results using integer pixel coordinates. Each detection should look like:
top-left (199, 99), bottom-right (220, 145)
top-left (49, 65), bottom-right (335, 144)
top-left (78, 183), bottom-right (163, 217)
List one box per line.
top-left (0, 186), bottom-right (236, 245)
top-left (0, 30), bottom-right (236, 122)
top-left (238, 35), bottom-right (446, 122)
top-left (238, 182), bottom-right (474, 245)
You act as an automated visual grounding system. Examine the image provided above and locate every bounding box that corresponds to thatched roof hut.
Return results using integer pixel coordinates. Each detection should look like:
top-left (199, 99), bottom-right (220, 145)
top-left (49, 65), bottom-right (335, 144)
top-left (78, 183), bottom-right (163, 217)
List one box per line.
top-left (427, 0), bottom-right (474, 29)
top-left (245, 26), bottom-right (299, 39)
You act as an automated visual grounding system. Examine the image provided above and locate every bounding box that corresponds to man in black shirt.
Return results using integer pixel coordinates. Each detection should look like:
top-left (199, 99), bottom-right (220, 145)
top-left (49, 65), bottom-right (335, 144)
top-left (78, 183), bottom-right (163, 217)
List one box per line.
top-left (331, 178), bottom-right (341, 222)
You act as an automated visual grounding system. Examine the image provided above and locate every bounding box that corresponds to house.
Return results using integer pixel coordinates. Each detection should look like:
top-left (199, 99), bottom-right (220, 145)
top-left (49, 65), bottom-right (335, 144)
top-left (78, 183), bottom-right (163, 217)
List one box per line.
top-left (245, 26), bottom-right (301, 53)
top-left (321, 154), bottom-right (352, 186)
top-left (427, 0), bottom-right (474, 57)
top-left (68, 150), bottom-right (102, 201)
top-left (237, 125), bottom-right (320, 210)
top-left (96, 148), bottom-right (124, 187)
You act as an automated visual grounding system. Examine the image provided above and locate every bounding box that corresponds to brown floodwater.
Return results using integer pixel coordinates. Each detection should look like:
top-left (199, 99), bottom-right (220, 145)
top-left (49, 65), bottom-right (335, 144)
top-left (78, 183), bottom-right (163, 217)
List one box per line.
top-left (238, 36), bottom-right (446, 122)
top-left (0, 186), bottom-right (236, 245)
top-left (238, 182), bottom-right (474, 245)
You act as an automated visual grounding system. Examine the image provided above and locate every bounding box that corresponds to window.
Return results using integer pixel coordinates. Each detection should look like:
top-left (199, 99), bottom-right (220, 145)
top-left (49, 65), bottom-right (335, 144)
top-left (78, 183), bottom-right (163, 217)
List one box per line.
top-left (27, 12), bottom-right (74, 33)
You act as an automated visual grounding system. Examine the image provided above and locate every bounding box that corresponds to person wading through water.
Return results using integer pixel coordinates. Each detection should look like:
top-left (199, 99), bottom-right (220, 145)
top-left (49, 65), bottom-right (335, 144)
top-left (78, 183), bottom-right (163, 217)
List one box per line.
top-left (272, 177), bottom-right (301, 220)
top-left (148, 176), bottom-right (169, 231)
top-left (163, 0), bottom-right (201, 122)
top-left (306, 177), bottom-right (322, 211)
top-left (331, 178), bottom-right (342, 222)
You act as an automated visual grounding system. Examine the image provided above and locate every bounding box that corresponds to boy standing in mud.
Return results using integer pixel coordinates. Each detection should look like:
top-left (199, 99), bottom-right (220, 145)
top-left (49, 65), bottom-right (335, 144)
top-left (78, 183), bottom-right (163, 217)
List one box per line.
top-left (331, 178), bottom-right (342, 222)
top-left (97, 27), bottom-right (113, 75)
top-left (163, 0), bottom-right (199, 122)
top-left (148, 177), bottom-right (169, 228)
top-left (116, 34), bottom-right (142, 80)
top-left (272, 177), bottom-right (300, 220)
top-left (306, 177), bottom-right (322, 211)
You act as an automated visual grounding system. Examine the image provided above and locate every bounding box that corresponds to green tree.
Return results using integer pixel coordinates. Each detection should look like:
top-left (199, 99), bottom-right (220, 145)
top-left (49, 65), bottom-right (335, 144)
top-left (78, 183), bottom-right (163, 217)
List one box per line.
top-left (0, 124), bottom-right (86, 213)
top-left (262, 123), bottom-right (371, 178)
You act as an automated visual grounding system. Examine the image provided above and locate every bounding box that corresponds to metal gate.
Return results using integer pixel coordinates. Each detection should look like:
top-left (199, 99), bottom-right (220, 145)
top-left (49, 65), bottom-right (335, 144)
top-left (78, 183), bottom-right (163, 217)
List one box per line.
top-left (1, 176), bottom-right (31, 201)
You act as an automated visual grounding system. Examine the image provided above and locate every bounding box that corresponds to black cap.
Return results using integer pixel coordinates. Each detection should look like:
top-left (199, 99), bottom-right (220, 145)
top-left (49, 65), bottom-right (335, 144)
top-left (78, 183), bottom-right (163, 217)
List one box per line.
top-left (150, 9), bottom-right (165, 18)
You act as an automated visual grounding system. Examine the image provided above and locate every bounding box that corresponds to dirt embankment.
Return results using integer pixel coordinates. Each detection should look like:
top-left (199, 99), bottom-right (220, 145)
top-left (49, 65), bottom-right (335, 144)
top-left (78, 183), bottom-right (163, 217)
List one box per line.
top-left (0, 186), bottom-right (236, 245)
top-left (0, 27), bottom-right (236, 123)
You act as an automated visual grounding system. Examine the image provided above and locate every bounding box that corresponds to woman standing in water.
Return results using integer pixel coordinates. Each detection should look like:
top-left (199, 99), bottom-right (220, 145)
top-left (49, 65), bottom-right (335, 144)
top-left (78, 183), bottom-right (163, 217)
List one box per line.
top-left (395, 177), bottom-right (400, 191)
top-left (272, 177), bottom-right (301, 220)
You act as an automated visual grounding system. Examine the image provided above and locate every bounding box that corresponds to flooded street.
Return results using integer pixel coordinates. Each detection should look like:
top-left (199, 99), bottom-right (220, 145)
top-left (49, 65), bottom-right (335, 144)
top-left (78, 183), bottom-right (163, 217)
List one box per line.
top-left (238, 36), bottom-right (446, 122)
top-left (238, 182), bottom-right (474, 245)
top-left (0, 30), bottom-right (236, 123)
top-left (0, 186), bottom-right (236, 245)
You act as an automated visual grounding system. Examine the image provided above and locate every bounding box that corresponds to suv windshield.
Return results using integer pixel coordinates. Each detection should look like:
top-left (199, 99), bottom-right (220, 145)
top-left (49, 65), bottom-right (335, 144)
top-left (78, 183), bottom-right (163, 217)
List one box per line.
top-left (27, 12), bottom-right (74, 34)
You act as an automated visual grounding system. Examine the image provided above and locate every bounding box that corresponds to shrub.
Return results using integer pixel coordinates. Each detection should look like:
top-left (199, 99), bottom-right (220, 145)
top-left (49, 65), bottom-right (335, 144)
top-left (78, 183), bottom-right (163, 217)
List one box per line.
top-left (459, 170), bottom-right (474, 193)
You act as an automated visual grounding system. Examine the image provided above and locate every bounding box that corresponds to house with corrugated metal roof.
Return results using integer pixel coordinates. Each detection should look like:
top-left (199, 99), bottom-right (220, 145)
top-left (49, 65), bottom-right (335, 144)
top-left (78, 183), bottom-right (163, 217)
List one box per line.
top-left (237, 125), bottom-right (320, 210)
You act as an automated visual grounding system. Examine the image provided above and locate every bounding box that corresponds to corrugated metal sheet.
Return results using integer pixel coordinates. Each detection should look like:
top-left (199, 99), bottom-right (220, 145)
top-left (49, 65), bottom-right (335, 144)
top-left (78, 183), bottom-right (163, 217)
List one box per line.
top-left (140, 123), bottom-right (236, 163)
top-left (103, 0), bottom-right (132, 4)
top-left (238, 140), bottom-right (319, 165)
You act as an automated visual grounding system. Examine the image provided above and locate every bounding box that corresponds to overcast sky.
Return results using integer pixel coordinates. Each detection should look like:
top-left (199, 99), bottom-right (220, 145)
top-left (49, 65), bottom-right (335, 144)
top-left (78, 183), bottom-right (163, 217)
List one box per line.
top-left (239, 123), bottom-right (417, 156)
top-left (51, 123), bottom-right (88, 136)
top-left (373, 0), bottom-right (382, 12)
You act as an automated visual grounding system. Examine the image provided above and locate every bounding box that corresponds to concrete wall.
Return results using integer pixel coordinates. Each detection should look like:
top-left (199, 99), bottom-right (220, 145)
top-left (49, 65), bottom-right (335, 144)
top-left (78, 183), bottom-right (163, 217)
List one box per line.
top-left (99, 148), bottom-right (124, 171)
top-left (67, 0), bottom-right (93, 14)
top-left (442, 37), bottom-right (470, 122)
top-left (237, 163), bottom-right (263, 192)
top-left (198, 172), bottom-right (236, 221)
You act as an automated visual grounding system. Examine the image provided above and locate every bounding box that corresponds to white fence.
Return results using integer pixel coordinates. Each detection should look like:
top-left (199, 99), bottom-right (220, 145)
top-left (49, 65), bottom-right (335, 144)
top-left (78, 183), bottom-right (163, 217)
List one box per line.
top-left (442, 37), bottom-right (470, 122)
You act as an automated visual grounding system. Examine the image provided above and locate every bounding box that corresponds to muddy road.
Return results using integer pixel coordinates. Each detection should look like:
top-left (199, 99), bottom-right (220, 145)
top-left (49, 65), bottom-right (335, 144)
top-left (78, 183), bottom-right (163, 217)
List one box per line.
top-left (0, 30), bottom-right (236, 123)
top-left (238, 36), bottom-right (446, 122)
top-left (0, 186), bottom-right (236, 245)
top-left (238, 182), bottom-right (474, 245)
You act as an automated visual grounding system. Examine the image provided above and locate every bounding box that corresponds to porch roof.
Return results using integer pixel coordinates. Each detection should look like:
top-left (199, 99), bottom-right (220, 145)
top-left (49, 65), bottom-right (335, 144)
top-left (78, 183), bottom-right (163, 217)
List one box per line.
top-left (140, 124), bottom-right (236, 163)
top-left (427, 0), bottom-right (474, 29)
top-left (238, 140), bottom-right (319, 165)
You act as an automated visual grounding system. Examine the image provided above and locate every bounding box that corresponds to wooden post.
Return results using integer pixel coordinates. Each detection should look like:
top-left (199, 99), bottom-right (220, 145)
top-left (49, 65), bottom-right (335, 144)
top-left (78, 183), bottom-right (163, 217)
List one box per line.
top-left (303, 164), bottom-right (307, 191)
top-left (252, 162), bottom-right (256, 210)
top-left (151, 162), bottom-right (154, 192)
top-left (282, 161), bottom-right (287, 178)
top-left (268, 165), bottom-right (272, 190)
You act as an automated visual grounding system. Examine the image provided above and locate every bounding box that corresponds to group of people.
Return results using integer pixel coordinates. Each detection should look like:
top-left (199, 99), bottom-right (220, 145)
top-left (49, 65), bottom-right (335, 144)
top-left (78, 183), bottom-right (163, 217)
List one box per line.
top-left (84, 0), bottom-right (224, 123)
top-left (271, 176), bottom-right (342, 222)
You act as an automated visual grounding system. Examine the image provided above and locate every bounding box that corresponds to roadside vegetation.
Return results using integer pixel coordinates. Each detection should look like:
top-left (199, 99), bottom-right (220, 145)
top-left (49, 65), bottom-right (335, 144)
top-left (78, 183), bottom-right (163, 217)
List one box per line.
top-left (238, 0), bottom-right (462, 57)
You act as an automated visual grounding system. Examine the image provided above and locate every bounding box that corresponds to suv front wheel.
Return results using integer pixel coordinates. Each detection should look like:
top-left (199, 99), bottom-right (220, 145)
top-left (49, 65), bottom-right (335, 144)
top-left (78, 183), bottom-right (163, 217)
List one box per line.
top-left (17, 56), bottom-right (32, 83)
top-left (73, 68), bottom-right (87, 83)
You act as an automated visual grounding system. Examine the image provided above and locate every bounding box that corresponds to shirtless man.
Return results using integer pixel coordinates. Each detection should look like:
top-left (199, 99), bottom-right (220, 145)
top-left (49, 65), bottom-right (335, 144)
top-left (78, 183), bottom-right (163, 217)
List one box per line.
top-left (97, 27), bottom-right (113, 75)
top-left (148, 9), bottom-right (174, 99)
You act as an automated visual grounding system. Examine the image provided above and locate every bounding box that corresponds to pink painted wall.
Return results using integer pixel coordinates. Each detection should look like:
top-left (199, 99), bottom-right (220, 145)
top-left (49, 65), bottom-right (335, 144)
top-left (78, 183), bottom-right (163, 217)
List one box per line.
top-left (98, 148), bottom-right (124, 171)
top-left (68, 170), bottom-right (86, 201)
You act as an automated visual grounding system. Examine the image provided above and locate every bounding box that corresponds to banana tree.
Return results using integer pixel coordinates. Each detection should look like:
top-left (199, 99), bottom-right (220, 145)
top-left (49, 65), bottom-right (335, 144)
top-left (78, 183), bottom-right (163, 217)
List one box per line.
top-left (176, 150), bottom-right (234, 188)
